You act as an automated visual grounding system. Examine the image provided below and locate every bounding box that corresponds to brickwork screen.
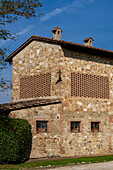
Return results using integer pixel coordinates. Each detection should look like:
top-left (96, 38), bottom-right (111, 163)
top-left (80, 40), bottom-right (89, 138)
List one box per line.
top-left (20, 73), bottom-right (51, 99)
top-left (71, 72), bottom-right (109, 99)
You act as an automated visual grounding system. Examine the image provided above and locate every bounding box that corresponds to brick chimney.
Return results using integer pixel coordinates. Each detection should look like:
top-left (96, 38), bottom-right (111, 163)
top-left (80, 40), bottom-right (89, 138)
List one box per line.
top-left (52, 26), bottom-right (63, 40)
top-left (84, 37), bottom-right (94, 47)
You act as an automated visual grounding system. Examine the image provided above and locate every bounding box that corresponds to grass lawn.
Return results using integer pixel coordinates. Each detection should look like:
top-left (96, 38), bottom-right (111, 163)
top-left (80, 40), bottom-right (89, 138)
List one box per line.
top-left (1, 155), bottom-right (113, 169)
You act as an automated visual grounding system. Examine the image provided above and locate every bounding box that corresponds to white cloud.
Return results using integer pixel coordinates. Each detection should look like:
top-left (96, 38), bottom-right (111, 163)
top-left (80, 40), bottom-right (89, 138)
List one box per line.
top-left (17, 25), bottom-right (33, 36)
top-left (0, 25), bottom-right (33, 47)
top-left (40, 0), bottom-right (96, 22)
top-left (40, 6), bottom-right (67, 22)
top-left (40, 7), bottom-right (68, 22)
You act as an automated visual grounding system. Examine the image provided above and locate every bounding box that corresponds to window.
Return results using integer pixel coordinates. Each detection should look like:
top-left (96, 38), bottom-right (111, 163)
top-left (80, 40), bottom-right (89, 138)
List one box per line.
top-left (20, 73), bottom-right (51, 99)
top-left (71, 72), bottom-right (109, 99)
top-left (36, 121), bottom-right (48, 132)
top-left (91, 122), bottom-right (100, 132)
top-left (71, 121), bottom-right (80, 132)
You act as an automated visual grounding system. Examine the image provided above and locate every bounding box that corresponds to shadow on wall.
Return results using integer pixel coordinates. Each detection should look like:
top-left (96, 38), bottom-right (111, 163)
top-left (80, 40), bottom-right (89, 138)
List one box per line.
top-left (63, 47), bottom-right (113, 66)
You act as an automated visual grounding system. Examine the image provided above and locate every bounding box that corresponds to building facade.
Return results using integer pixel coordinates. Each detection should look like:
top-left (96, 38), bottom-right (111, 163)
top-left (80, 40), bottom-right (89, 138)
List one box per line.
top-left (4, 27), bottom-right (113, 158)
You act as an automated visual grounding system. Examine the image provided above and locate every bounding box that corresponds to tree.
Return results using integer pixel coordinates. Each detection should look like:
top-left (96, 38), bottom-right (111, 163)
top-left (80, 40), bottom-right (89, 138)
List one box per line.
top-left (0, 0), bottom-right (42, 90)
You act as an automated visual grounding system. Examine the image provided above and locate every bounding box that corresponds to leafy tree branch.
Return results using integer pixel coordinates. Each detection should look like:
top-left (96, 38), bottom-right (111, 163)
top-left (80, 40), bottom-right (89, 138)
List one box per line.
top-left (0, 0), bottom-right (43, 90)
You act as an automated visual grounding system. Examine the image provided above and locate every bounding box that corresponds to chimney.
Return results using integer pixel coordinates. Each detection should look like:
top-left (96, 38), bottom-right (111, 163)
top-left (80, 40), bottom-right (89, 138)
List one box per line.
top-left (52, 26), bottom-right (63, 40)
top-left (84, 37), bottom-right (94, 47)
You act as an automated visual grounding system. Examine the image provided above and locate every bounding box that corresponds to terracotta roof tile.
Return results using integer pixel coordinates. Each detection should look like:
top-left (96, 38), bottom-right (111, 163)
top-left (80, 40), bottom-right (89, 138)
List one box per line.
top-left (52, 26), bottom-right (63, 32)
top-left (5, 35), bottom-right (113, 62)
top-left (84, 37), bottom-right (94, 42)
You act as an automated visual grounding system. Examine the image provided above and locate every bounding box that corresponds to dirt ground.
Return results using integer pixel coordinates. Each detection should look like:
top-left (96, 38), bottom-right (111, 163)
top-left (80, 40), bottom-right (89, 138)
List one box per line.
top-left (43, 161), bottom-right (113, 170)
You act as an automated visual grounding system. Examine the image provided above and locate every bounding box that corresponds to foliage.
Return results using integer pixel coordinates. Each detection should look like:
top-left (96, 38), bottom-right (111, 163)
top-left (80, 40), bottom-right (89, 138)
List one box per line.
top-left (0, 0), bottom-right (43, 90)
top-left (0, 112), bottom-right (32, 164)
top-left (1, 155), bottom-right (113, 169)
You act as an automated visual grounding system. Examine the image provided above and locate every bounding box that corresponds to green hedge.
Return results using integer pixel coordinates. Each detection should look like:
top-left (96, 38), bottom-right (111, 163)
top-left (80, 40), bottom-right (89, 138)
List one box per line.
top-left (0, 112), bottom-right (32, 164)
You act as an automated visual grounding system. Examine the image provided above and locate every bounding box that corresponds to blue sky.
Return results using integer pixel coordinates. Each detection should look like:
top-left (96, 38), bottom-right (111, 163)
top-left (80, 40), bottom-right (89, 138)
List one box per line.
top-left (0, 0), bottom-right (113, 104)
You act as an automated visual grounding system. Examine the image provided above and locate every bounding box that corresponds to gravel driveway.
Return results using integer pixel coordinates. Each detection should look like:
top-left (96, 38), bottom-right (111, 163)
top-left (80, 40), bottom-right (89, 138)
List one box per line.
top-left (43, 161), bottom-right (113, 170)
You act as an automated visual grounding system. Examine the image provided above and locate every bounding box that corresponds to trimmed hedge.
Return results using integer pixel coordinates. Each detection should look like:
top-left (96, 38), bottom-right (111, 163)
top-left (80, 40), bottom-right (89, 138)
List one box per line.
top-left (0, 112), bottom-right (32, 164)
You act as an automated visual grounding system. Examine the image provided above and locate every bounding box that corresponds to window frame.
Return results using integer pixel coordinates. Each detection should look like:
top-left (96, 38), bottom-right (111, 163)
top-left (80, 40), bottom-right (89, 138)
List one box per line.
top-left (36, 120), bottom-right (48, 133)
top-left (71, 121), bottom-right (81, 133)
top-left (91, 122), bottom-right (100, 132)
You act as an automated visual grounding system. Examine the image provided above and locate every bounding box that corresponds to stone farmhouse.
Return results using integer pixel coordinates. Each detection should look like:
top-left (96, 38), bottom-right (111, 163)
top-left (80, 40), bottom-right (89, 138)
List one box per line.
top-left (1, 26), bottom-right (113, 158)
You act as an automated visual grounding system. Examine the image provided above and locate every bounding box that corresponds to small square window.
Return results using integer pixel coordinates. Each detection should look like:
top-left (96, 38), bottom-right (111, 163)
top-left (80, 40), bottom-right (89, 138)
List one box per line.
top-left (36, 121), bottom-right (48, 132)
top-left (71, 121), bottom-right (80, 132)
top-left (91, 122), bottom-right (100, 132)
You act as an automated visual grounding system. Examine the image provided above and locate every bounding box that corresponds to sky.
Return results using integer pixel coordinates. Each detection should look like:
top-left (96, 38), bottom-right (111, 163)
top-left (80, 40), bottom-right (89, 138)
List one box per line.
top-left (0, 0), bottom-right (113, 104)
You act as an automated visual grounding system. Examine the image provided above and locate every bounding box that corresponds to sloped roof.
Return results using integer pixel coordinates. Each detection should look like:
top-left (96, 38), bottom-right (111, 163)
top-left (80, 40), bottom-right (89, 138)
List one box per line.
top-left (0, 97), bottom-right (61, 112)
top-left (6, 35), bottom-right (113, 62)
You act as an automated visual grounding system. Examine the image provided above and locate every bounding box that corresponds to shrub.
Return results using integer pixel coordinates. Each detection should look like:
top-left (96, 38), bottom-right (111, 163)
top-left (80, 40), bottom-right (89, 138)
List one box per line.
top-left (0, 112), bottom-right (32, 164)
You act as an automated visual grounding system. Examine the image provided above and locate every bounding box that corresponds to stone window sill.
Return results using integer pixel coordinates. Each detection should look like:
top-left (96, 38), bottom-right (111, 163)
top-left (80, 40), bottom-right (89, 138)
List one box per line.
top-left (37, 131), bottom-right (49, 133)
top-left (71, 131), bottom-right (81, 133)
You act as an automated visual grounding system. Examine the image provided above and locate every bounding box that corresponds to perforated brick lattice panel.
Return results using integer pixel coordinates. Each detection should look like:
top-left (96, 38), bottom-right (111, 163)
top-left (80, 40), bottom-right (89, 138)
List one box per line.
top-left (20, 73), bottom-right (51, 99)
top-left (71, 72), bottom-right (109, 99)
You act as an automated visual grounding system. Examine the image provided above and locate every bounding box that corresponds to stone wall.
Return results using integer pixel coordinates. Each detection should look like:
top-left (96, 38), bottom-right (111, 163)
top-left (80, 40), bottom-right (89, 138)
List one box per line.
top-left (62, 110), bottom-right (109, 156)
top-left (10, 103), bottom-right (62, 158)
top-left (12, 41), bottom-right (64, 101)
top-left (11, 40), bottom-right (113, 158)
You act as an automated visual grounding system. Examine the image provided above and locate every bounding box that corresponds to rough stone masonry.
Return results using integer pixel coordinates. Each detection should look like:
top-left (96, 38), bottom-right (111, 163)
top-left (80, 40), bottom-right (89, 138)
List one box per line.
top-left (4, 27), bottom-right (113, 158)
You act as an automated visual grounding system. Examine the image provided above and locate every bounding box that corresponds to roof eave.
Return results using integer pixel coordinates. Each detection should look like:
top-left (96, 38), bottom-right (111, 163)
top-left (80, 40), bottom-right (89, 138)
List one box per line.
top-left (5, 36), bottom-right (113, 62)
top-left (5, 36), bottom-right (34, 62)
